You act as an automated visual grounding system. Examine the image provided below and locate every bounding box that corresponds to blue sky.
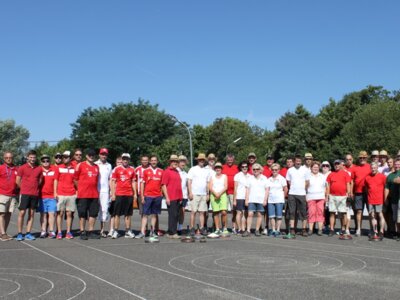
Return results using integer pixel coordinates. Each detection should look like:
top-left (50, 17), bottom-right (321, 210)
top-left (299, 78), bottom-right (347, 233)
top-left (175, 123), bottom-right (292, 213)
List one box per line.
top-left (1, 1), bottom-right (399, 143)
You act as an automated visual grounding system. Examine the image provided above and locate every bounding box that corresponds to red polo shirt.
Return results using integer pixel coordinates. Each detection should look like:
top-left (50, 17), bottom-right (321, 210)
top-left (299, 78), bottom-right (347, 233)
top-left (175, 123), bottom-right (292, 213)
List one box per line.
top-left (365, 173), bottom-right (386, 205)
top-left (221, 164), bottom-right (238, 195)
top-left (161, 167), bottom-right (182, 201)
top-left (112, 165), bottom-right (135, 196)
top-left (143, 167), bottom-right (163, 197)
top-left (263, 166), bottom-right (272, 178)
top-left (0, 164), bottom-right (18, 196)
top-left (74, 162), bottom-right (99, 199)
top-left (353, 164), bottom-right (371, 193)
top-left (326, 170), bottom-right (351, 196)
top-left (55, 164), bottom-right (76, 196)
top-left (279, 167), bottom-right (288, 178)
top-left (41, 166), bottom-right (56, 198)
top-left (17, 163), bottom-right (43, 196)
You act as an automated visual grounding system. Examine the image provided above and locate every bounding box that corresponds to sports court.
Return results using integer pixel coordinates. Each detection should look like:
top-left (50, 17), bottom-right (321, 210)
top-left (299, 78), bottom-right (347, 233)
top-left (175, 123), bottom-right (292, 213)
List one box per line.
top-left (1, 212), bottom-right (399, 299)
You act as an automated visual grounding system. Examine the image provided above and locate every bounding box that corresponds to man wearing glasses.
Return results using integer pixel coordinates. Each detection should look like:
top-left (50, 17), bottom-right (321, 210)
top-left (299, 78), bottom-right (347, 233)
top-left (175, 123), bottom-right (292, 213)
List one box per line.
top-left (0, 152), bottom-right (18, 241)
top-left (53, 153), bottom-right (63, 167)
top-left (16, 150), bottom-right (43, 241)
top-left (54, 151), bottom-right (77, 239)
top-left (71, 148), bottom-right (83, 168)
top-left (74, 149), bottom-right (100, 240)
top-left (304, 153), bottom-right (313, 169)
top-left (38, 154), bottom-right (57, 238)
top-left (352, 151), bottom-right (371, 236)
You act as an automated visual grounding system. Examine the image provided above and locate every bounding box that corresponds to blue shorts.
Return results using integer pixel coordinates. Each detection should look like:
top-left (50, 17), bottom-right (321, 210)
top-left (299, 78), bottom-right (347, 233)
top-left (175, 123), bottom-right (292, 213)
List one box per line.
top-left (248, 203), bottom-right (265, 213)
top-left (143, 196), bottom-right (162, 215)
top-left (268, 203), bottom-right (284, 219)
top-left (236, 199), bottom-right (246, 212)
top-left (38, 198), bottom-right (57, 213)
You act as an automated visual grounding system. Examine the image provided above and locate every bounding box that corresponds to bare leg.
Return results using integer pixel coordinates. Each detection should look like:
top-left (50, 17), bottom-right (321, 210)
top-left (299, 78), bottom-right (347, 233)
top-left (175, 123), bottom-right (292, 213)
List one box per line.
top-left (221, 210), bottom-right (227, 229)
top-left (255, 212), bottom-right (262, 231)
top-left (48, 212), bottom-right (55, 232)
top-left (17, 210), bottom-right (26, 233)
top-left (4, 212), bottom-right (12, 233)
top-left (57, 211), bottom-right (64, 233)
top-left (200, 212), bottom-right (205, 229)
top-left (0, 213), bottom-right (5, 234)
top-left (141, 215), bottom-right (148, 233)
top-left (247, 212), bottom-right (254, 232)
top-left (329, 213), bottom-right (335, 230)
top-left (66, 211), bottom-right (73, 232)
top-left (88, 217), bottom-right (96, 231)
top-left (26, 209), bottom-right (35, 233)
top-left (213, 212), bottom-right (220, 230)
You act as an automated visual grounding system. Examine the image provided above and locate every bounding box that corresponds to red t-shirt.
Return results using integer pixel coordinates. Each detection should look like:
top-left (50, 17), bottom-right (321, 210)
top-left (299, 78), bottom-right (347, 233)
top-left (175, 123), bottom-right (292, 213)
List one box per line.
top-left (365, 173), bottom-right (386, 205)
top-left (262, 166), bottom-right (272, 178)
top-left (0, 164), bottom-right (18, 196)
top-left (279, 167), bottom-right (288, 178)
top-left (40, 166), bottom-right (56, 198)
top-left (55, 164), bottom-right (76, 196)
top-left (353, 164), bottom-right (371, 193)
top-left (143, 167), bottom-right (163, 197)
top-left (247, 163), bottom-right (254, 175)
top-left (17, 163), bottom-right (43, 196)
top-left (221, 164), bottom-right (238, 195)
top-left (344, 165), bottom-right (356, 180)
top-left (135, 165), bottom-right (149, 194)
top-left (326, 170), bottom-right (351, 196)
top-left (112, 165), bottom-right (135, 196)
top-left (74, 162), bottom-right (99, 199)
top-left (161, 167), bottom-right (182, 201)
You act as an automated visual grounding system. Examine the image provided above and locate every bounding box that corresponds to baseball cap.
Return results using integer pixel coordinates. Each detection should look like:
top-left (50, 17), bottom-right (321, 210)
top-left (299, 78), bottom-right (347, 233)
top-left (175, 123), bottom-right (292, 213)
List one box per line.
top-left (214, 162), bottom-right (223, 168)
top-left (121, 153), bottom-right (131, 159)
top-left (358, 151), bottom-right (368, 158)
top-left (62, 150), bottom-right (71, 157)
top-left (40, 154), bottom-right (50, 160)
top-left (99, 148), bottom-right (109, 155)
top-left (334, 159), bottom-right (344, 164)
top-left (248, 152), bottom-right (257, 158)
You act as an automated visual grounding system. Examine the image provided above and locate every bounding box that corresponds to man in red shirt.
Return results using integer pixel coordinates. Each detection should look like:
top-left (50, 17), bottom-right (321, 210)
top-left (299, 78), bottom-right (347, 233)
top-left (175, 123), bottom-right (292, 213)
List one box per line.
top-left (326, 159), bottom-right (351, 239)
top-left (162, 154), bottom-right (183, 239)
top-left (0, 151), bottom-right (18, 241)
top-left (38, 154), bottom-right (57, 239)
top-left (74, 149), bottom-right (100, 240)
top-left (222, 154), bottom-right (239, 233)
top-left (247, 153), bottom-right (257, 175)
top-left (352, 151), bottom-right (371, 236)
top-left (16, 150), bottom-right (43, 241)
top-left (262, 154), bottom-right (274, 234)
top-left (54, 150), bottom-right (77, 239)
top-left (365, 162), bottom-right (387, 240)
top-left (135, 155), bottom-right (149, 214)
top-left (110, 153), bottom-right (136, 239)
top-left (137, 155), bottom-right (163, 240)
top-left (71, 148), bottom-right (83, 168)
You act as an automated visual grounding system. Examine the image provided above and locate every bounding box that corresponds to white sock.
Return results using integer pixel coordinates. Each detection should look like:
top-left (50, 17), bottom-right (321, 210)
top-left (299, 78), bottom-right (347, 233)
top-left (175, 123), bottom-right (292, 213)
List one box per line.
top-left (177, 223), bottom-right (182, 231)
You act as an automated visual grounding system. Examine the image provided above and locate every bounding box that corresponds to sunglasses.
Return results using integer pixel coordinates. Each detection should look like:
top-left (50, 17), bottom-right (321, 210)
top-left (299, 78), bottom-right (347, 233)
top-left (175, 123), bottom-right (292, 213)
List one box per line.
top-left (41, 159), bottom-right (50, 163)
top-left (359, 157), bottom-right (367, 160)
top-left (55, 156), bottom-right (62, 159)
top-left (241, 166), bottom-right (248, 169)
top-left (253, 168), bottom-right (260, 171)
top-left (272, 169), bottom-right (279, 171)
top-left (322, 165), bottom-right (330, 167)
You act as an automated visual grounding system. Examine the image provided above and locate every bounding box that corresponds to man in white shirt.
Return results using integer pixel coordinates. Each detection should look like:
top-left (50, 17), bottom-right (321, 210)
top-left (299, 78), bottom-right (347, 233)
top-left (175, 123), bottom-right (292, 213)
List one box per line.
top-left (177, 155), bottom-right (189, 234)
top-left (286, 155), bottom-right (310, 237)
top-left (188, 153), bottom-right (210, 235)
top-left (95, 148), bottom-right (113, 237)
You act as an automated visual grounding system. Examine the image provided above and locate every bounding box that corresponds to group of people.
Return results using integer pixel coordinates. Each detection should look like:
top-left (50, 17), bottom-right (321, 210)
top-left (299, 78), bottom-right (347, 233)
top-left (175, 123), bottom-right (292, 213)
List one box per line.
top-left (0, 147), bottom-right (399, 243)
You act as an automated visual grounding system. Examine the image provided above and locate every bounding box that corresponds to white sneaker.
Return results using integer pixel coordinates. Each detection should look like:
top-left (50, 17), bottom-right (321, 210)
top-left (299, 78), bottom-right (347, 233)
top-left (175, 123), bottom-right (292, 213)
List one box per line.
top-left (125, 230), bottom-right (135, 238)
top-left (262, 228), bottom-right (268, 235)
top-left (107, 230), bottom-right (114, 237)
top-left (111, 230), bottom-right (119, 239)
top-left (207, 231), bottom-right (220, 238)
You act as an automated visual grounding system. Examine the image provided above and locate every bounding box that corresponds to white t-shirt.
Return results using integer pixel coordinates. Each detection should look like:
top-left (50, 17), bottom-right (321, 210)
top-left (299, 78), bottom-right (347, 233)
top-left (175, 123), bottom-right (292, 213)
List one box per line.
top-left (211, 174), bottom-right (226, 194)
top-left (95, 160), bottom-right (112, 193)
top-left (247, 175), bottom-right (268, 204)
top-left (234, 172), bottom-right (252, 200)
top-left (267, 175), bottom-right (287, 204)
top-left (286, 166), bottom-right (310, 196)
top-left (187, 165), bottom-right (211, 195)
top-left (178, 167), bottom-right (188, 199)
top-left (306, 173), bottom-right (326, 201)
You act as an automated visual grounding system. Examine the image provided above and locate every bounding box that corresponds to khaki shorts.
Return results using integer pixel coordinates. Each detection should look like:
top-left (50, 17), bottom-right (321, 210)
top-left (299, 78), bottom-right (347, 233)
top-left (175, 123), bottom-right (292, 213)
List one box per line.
top-left (328, 195), bottom-right (347, 213)
top-left (57, 195), bottom-right (77, 212)
top-left (0, 195), bottom-right (17, 213)
top-left (190, 195), bottom-right (208, 212)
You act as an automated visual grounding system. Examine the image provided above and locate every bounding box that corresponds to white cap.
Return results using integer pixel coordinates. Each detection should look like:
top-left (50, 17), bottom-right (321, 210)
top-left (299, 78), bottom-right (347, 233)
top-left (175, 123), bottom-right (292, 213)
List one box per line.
top-left (121, 153), bottom-right (131, 159)
top-left (63, 150), bottom-right (71, 156)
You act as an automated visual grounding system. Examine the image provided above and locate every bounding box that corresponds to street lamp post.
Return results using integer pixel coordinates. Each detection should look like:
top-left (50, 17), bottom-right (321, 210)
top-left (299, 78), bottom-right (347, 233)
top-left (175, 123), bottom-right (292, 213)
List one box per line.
top-left (226, 137), bottom-right (242, 156)
top-left (168, 114), bottom-right (193, 167)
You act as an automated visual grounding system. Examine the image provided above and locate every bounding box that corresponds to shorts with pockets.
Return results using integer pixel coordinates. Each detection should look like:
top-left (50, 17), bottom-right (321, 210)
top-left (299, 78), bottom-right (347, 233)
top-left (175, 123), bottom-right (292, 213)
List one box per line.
top-left (77, 198), bottom-right (99, 219)
top-left (19, 195), bottom-right (39, 210)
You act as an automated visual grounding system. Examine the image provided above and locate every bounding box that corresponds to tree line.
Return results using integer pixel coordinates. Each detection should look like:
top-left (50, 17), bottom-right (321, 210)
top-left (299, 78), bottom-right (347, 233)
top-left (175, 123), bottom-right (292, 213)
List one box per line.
top-left (1, 85), bottom-right (399, 166)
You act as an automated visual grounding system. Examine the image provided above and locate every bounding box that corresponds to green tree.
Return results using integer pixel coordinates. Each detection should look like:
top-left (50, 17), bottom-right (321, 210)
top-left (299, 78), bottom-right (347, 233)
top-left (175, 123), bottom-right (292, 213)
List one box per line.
top-left (70, 99), bottom-right (177, 164)
top-left (0, 119), bottom-right (30, 164)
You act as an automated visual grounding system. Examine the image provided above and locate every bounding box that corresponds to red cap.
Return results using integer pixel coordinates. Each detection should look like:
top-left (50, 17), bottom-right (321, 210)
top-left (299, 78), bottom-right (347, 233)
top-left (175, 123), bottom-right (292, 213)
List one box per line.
top-left (99, 148), bottom-right (109, 154)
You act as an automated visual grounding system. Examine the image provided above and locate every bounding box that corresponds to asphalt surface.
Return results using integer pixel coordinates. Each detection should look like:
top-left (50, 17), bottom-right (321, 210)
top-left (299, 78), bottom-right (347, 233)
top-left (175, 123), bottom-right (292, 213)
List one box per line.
top-left (1, 212), bottom-right (400, 300)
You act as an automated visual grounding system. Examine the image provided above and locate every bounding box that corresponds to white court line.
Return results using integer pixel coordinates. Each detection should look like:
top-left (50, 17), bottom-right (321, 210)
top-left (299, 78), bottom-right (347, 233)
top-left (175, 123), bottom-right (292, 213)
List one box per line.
top-left (0, 272), bottom-right (54, 299)
top-left (0, 278), bottom-right (21, 297)
top-left (235, 238), bottom-right (400, 261)
top-left (0, 248), bottom-right (34, 252)
top-left (21, 242), bottom-right (146, 300)
top-left (71, 241), bottom-right (263, 300)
